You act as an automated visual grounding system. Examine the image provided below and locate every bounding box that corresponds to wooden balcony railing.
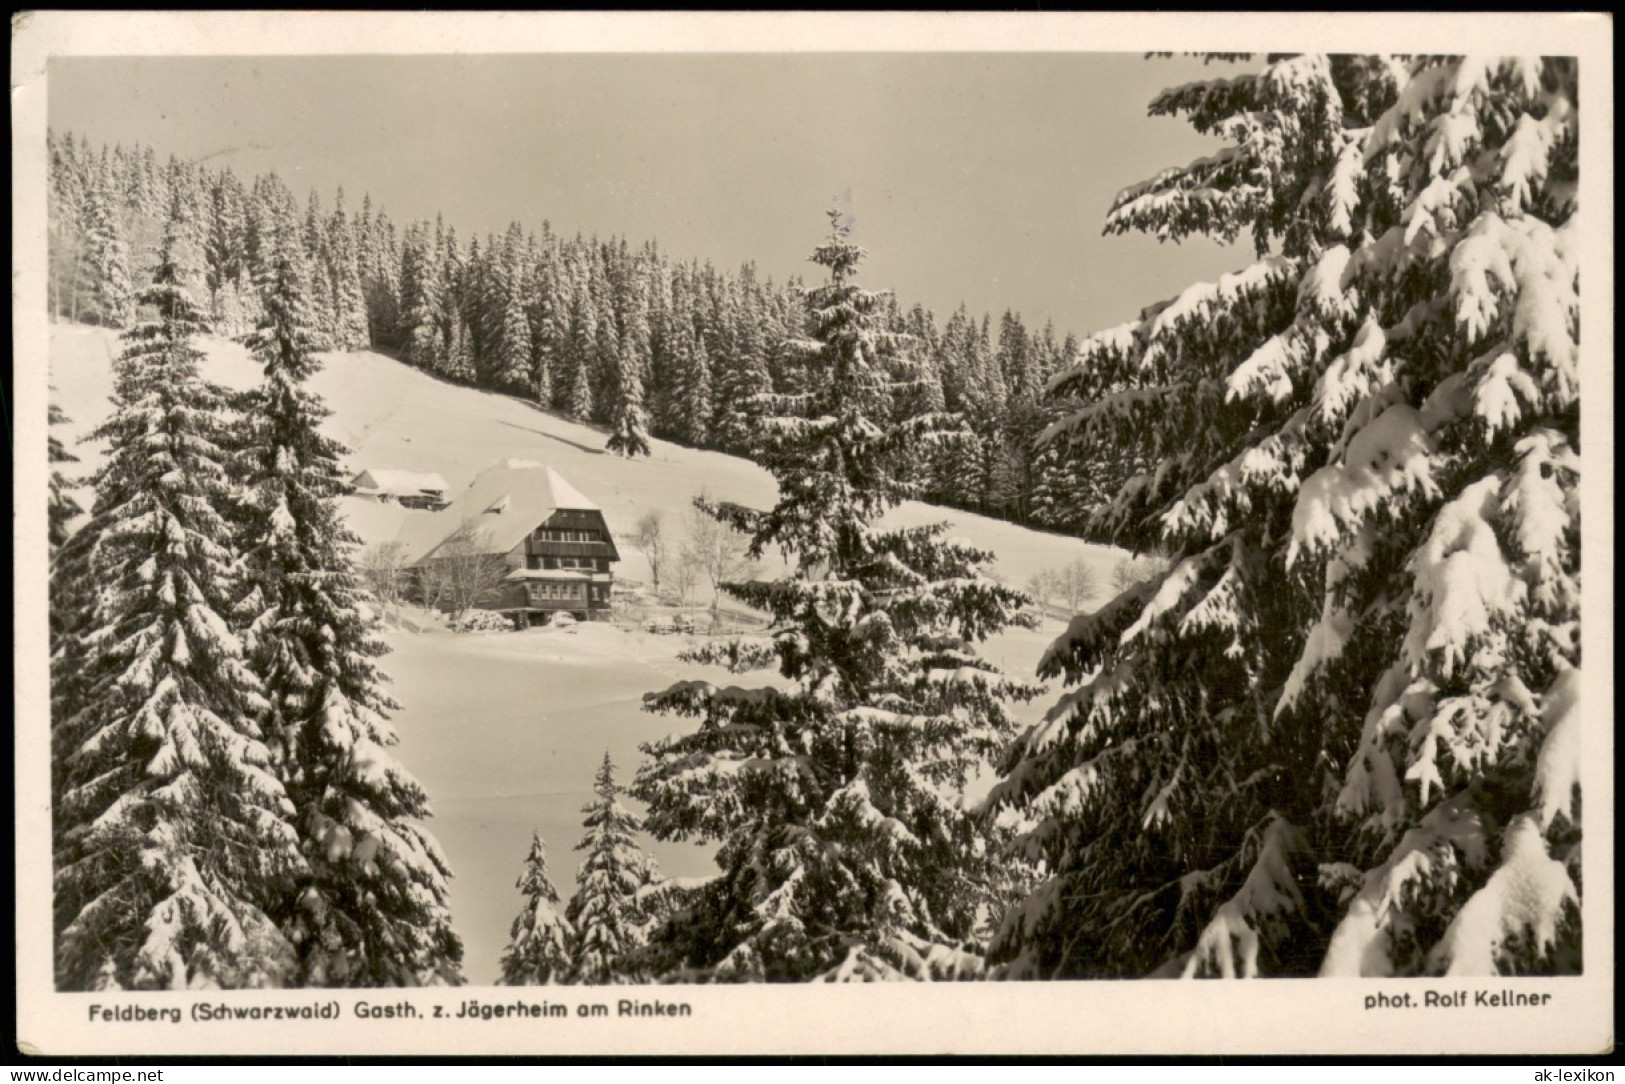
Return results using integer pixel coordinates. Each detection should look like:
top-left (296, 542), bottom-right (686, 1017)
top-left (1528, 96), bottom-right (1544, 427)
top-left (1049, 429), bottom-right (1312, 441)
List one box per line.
top-left (525, 539), bottom-right (615, 559)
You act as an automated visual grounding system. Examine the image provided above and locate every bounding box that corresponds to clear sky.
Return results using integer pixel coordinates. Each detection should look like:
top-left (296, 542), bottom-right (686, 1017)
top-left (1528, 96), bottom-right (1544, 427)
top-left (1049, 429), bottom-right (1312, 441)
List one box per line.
top-left (49, 53), bottom-right (1246, 338)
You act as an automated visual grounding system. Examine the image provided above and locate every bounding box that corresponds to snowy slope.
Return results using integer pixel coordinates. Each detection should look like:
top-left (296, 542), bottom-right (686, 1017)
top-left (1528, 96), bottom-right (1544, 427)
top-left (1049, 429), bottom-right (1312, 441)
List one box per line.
top-left (48, 322), bottom-right (1126, 983)
top-left (50, 323), bottom-right (1125, 590)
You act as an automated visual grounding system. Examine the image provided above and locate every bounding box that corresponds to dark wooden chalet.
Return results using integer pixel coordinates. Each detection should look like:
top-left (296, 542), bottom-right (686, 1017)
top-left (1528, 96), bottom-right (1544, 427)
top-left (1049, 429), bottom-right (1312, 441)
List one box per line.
top-left (397, 460), bottom-right (620, 625)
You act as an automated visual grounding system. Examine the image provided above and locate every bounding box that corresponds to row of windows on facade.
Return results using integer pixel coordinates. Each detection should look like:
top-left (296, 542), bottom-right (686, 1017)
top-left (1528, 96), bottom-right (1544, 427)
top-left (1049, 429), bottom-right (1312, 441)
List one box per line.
top-left (527, 582), bottom-right (611, 602)
top-left (524, 556), bottom-right (608, 571)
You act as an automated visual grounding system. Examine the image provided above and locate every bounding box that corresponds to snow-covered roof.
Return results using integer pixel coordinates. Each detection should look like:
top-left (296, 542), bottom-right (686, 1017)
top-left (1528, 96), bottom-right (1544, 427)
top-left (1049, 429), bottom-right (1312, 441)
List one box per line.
top-left (397, 461), bottom-right (603, 565)
top-left (352, 468), bottom-right (449, 495)
top-left (339, 495), bottom-right (412, 550)
top-left (508, 460), bottom-right (598, 511)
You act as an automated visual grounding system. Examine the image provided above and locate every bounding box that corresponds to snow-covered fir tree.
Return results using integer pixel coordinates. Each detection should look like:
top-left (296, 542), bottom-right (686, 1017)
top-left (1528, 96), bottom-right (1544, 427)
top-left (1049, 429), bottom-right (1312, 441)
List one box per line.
top-left (560, 258), bottom-right (598, 422)
top-left (605, 332), bottom-right (653, 459)
top-left (49, 396), bottom-right (95, 815)
top-left (891, 305), bottom-right (949, 494)
top-left (240, 197), bottom-right (464, 987)
top-left (634, 210), bottom-right (1038, 981)
top-left (48, 131), bottom-right (89, 323)
top-left (671, 323), bottom-right (713, 447)
top-left (52, 193), bottom-right (301, 990)
top-left (496, 255), bottom-right (534, 392)
top-left (1028, 391), bottom-right (1143, 541)
top-left (498, 830), bottom-right (574, 986)
top-left (562, 255), bottom-right (607, 422)
top-left (567, 754), bottom-right (660, 984)
top-left (211, 267), bottom-right (262, 341)
top-left (531, 263), bottom-right (562, 407)
top-left (326, 189), bottom-right (371, 350)
top-left (710, 288), bottom-right (773, 456)
top-left (590, 261), bottom-right (623, 423)
top-left (400, 223), bottom-right (443, 372)
top-left (445, 314), bottom-right (476, 383)
top-left (48, 401), bottom-right (82, 553)
top-left (202, 171), bottom-right (248, 330)
top-left (301, 192), bottom-right (338, 351)
top-left (466, 233), bottom-right (499, 381)
top-left (78, 175), bottom-right (134, 328)
top-left (357, 195), bottom-right (402, 347)
top-left (988, 54), bottom-right (1582, 980)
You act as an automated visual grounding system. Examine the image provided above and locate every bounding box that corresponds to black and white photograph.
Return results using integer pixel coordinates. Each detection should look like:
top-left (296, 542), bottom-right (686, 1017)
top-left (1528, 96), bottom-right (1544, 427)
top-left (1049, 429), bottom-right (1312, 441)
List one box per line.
top-left (11, 11), bottom-right (1613, 1058)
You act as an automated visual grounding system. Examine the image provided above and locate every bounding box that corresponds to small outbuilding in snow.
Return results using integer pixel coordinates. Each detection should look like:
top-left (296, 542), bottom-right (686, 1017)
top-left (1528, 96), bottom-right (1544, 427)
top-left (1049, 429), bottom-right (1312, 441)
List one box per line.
top-left (349, 468), bottom-right (450, 510)
top-left (397, 459), bottom-right (621, 627)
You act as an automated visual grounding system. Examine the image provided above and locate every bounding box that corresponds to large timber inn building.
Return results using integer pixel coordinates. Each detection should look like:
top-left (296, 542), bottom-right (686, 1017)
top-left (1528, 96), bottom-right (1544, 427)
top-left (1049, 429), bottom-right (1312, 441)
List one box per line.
top-left (395, 459), bottom-right (620, 625)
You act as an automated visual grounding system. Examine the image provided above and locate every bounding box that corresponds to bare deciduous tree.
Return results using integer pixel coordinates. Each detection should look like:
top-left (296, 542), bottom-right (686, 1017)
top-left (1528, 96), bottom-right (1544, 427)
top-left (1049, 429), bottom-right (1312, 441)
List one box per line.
top-left (1027, 568), bottom-right (1058, 610)
top-left (1111, 552), bottom-right (1172, 595)
top-left (1029, 559), bottom-right (1103, 615)
top-left (667, 549), bottom-right (699, 606)
top-left (360, 540), bottom-right (409, 625)
top-left (632, 510), bottom-right (668, 592)
top-left (1056, 559), bottom-right (1101, 612)
top-left (683, 506), bottom-right (753, 619)
top-left (417, 521), bottom-right (511, 622)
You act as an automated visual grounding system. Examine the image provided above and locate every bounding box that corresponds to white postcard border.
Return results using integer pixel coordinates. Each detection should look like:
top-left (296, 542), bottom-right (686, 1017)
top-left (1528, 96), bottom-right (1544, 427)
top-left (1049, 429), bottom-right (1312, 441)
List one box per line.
top-left (11, 10), bottom-right (1614, 1058)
